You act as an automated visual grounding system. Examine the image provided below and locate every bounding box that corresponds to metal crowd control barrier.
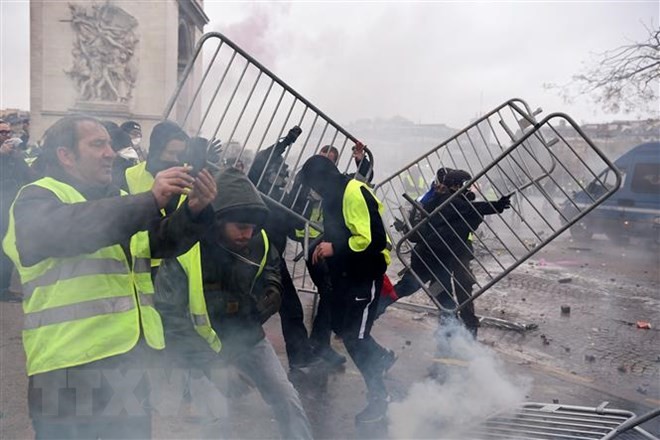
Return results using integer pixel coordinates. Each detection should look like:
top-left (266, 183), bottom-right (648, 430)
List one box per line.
top-left (374, 106), bottom-right (621, 313)
top-left (163, 32), bottom-right (368, 229)
top-left (163, 31), bottom-right (377, 305)
top-left (461, 403), bottom-right (659, 440)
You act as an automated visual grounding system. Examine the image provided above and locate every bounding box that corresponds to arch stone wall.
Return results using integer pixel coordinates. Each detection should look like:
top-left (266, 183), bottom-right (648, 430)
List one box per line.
top-left (30, 0), bottom-right (207, 145)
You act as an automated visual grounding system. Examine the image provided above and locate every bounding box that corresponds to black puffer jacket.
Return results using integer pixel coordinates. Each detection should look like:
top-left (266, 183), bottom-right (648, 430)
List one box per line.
top-left (154, 168), bottom-right (282, 364)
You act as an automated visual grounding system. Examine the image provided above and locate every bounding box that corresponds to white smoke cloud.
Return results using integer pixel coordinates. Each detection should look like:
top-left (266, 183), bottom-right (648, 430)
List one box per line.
top-left (389, 320), bottom-right (530, 439)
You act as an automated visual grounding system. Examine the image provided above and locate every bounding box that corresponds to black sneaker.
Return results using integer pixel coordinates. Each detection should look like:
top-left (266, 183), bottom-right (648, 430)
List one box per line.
top-left (289, 353), bottom-right (323, 370)
top-left (355, 398), bottom-right (388, 424)
top-left (316, 347), bottom-right (347, 367)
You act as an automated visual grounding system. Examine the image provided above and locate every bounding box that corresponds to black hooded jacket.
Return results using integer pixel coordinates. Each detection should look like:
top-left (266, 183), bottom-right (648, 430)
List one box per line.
top-left (300, 156), bottom-right (387, 280)
top-left (146, 120), bottom-right (189, 176)
top-left (412, 190), bottom-right (501, 276)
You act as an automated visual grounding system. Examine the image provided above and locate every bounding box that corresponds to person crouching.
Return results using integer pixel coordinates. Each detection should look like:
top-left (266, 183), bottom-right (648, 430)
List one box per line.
top-left (154, 168), bottom-right (312, 439)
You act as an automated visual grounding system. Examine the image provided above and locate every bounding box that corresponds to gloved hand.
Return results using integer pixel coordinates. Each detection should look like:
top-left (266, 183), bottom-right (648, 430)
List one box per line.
top-left (207, 138), bottom-right (222, 164)
top-left (393, 217), bottom-right (407, 233)
top-left (256, 286), bottom-right (281, 323)
top-left (493, 195), bottom-right (512, 213)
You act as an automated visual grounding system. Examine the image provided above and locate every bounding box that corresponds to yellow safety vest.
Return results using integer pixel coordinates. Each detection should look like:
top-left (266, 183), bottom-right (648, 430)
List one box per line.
top-left (176, 230), bottom-right (270, 353)
top-left (343, 180), bottom-right (391, 265)
top-left (294, 204), bottom-right (323, 240)
top-left (2, 177), bottom-right (165, 376)
top-left (125, 162), bottom-right (185, 268)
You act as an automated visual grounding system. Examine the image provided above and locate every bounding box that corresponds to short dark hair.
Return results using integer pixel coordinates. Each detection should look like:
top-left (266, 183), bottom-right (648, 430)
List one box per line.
top-left (41, 115), bottom-right (102, 165)
top-left (320, 145), bottom-right (339, 163)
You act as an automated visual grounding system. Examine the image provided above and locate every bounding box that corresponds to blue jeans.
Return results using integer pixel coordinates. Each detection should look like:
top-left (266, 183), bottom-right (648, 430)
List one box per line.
top-left (232, 339), bottom-right (313, 439)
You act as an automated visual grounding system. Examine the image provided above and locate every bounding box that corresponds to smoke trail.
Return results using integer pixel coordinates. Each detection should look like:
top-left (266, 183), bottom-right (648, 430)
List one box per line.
top-left (220, 3), bottom-right (292, 69)
top-left (389, 319), bottom-right (530, 439)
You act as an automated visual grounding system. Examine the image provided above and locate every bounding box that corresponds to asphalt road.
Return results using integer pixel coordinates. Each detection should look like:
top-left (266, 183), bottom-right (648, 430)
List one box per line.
top-left (1, 233), bottom-right (658, 438)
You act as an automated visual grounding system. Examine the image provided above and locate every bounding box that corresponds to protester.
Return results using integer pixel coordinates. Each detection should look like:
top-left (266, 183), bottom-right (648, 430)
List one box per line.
top-left (121, 120), bottom-right (146, 161)
top-left (287, 143), bottom-right (373, 367)
top-left (299, 155), bottom-right (395, 425)
top-left (378, 168), bottom-right (511, 337)
top-left (0, 119), bottom-right (34, 301)
top-left (155, 167), bottom-right (313, 439)
top-left (125, 120), bottom-right (190, 276)
top-left (247, 126), bottom-right (319, 369)
top-left (2, 114), bottom-right (217, 439)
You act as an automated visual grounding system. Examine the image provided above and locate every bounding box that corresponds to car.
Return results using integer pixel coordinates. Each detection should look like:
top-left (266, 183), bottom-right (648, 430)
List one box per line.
top-left (561, 142), bottom-right (660, 245)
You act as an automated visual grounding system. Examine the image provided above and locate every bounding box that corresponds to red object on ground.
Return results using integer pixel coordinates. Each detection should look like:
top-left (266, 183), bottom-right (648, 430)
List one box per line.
top-left (381, 274), bottom-right (398, 300)
top-left (636, 321), bottom-right (652, 329)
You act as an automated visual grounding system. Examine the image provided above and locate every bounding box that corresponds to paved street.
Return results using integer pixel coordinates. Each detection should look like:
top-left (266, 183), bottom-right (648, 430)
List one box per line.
top-left (1, 233), bottom-right (658, 438)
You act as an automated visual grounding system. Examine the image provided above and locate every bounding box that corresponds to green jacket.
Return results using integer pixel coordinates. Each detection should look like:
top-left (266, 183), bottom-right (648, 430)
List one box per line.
top-left (154, 169), bottom-right (282, 365)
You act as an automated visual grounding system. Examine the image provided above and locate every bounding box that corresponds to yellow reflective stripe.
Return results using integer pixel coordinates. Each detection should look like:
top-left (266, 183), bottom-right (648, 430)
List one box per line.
top-left (24, 296), bottom-right (135, 330)
top-left (134, 258), bottom-right (151, 274)
top-left (23, 259), bottom-right (129, 300)
top-left (255, 230), bottom-right (269, 279)
top-left (191, 313), bottom-right (209, 326)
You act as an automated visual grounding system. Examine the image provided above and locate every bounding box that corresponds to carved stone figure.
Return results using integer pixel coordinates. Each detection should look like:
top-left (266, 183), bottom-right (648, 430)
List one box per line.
top-left (66, 2), bottom-right (139, 103)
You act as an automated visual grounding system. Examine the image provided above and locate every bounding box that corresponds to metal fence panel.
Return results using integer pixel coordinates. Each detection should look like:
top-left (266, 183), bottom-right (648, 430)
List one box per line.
top-left (374, 106), bottom-right (621, 313)
top-left (460, 403), bottom-right (658, 440)
top-left (164, 32), bottom-right (369, 230)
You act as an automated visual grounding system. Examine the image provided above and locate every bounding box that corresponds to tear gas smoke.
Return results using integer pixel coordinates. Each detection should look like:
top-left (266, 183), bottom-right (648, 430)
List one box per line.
top-left (388, 319), bottom-right (530, 439)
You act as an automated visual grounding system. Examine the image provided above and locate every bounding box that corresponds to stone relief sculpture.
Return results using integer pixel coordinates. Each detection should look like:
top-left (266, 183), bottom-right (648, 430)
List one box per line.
top-left (66, 2), bottom-right (139, 103)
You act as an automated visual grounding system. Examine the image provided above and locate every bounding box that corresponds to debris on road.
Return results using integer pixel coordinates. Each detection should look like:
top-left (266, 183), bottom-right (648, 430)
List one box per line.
top-left (561, 305), bottom-right (571, 315)
top-left (636, 321), bottom-right (652, 329)
top-left (480, 316), bottom-right (537, 332)
top-left (584, 354), bottom-right (596, 363)
top-left (558, 278), bottom-right (573, 284)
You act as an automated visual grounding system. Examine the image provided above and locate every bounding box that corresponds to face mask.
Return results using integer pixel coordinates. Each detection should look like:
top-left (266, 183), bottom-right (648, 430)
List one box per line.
top-left (131, 136), bottom-right (142, 147)
top-left (118, 147), bottom-right (139, 161)
top-left (148, 158), bottom-right (181, 174)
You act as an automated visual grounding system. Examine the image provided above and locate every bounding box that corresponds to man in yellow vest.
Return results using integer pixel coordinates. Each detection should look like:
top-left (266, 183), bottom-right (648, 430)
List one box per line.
top-left (154, 168), bottom-right (312, 439)
top-left (2, 115), bottom-right (217, 439)
top-left (299, 155), bottom-right (395, 426)
top-left (287, 143), bottom-right (373, 367)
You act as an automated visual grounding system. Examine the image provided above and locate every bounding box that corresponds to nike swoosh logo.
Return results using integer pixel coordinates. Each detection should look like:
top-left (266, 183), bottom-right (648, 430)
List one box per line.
top-left (355, 297), bottom-right (369, 301)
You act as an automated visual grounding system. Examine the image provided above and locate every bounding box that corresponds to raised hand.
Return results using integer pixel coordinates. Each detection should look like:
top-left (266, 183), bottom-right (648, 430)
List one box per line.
top-left (187, 169), bottom-right (217, 215)
top-left (151, 166), bottom-right (195, 209)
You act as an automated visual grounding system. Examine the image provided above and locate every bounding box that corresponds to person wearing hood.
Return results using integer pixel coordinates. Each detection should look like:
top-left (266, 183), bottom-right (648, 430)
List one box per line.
top-left (299, 155), bottom-right (395, 425)
top-left (377, 169), bottom-right (511, 337)
top-left (285, 142), bottom-right (373, 368)
top-left (125, 120), bottom-right (190, 275)
top-left (154, 168), bottom-right (312, 439)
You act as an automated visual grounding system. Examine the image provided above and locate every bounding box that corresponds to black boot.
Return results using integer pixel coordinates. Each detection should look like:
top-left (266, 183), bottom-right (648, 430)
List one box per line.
top-left (355, 397), bottom-right (389, 424)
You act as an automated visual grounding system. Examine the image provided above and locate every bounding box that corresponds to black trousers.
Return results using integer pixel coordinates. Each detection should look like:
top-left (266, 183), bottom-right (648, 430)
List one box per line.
top-left (331, 273), bottom-right (388, 402)
top-left (278, 260), bottom-right (313, 363)
top-left (305, 247), bottom-right (334, 350)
